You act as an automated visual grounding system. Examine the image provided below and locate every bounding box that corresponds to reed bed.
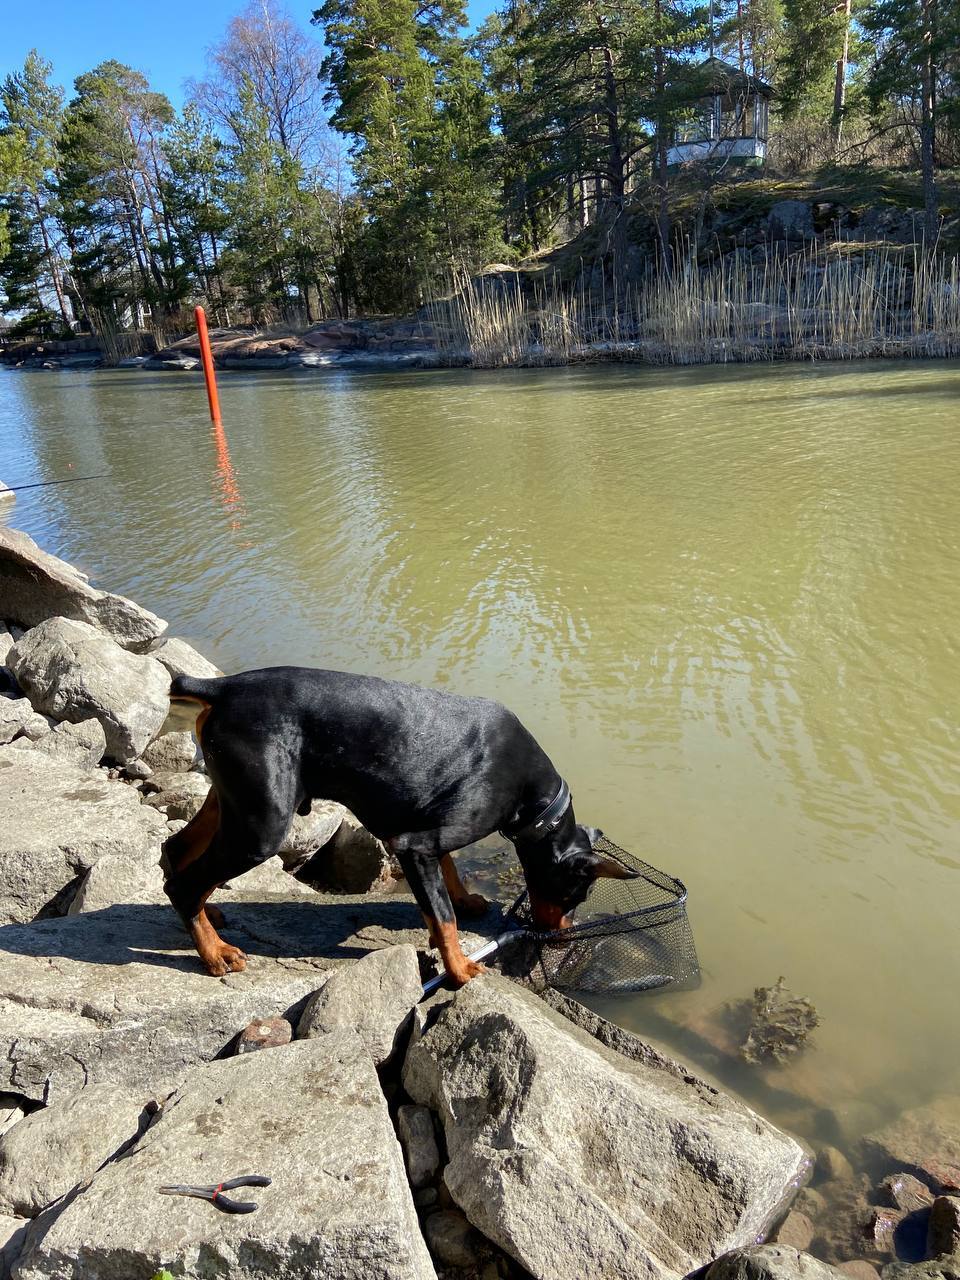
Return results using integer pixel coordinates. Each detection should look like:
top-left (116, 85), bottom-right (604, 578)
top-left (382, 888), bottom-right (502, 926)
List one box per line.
top-left (428, 246), bottom-right (960, 367)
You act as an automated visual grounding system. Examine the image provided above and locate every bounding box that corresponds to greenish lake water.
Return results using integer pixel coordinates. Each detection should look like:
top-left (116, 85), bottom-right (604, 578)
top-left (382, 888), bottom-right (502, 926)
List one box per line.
top-left (2, 360), bottom-right (958, 1151)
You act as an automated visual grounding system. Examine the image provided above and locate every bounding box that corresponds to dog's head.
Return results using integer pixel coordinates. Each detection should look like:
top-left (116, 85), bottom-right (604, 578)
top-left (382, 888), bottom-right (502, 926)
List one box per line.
top-left (519, 820), bottom-right (638, 932)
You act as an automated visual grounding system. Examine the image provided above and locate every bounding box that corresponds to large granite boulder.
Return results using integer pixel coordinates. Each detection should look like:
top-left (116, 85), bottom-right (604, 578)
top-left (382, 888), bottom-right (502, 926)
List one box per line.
top-left (0, 890), bottom-right (435, 1102)
top-left (28, 717), bottom-right (107, 769)
top-left (297, 943), bottom-right (422, 1065)
top-left (404, 977), bottom-right (809, 1280)
top-left (13, 1033), bottom-right (438, 1280)
top-left (0, 747), bottom-right (166, 924)
top-left (0, 528), bottom-right (165, 648)
top-left (8, 617), bottom-right (169, 762)
top-left (0, 1083), bottom-right (149, 1217)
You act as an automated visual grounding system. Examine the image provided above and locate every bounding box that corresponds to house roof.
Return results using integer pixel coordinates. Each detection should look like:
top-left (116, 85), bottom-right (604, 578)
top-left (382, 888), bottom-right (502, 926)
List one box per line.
top-left (683, 56), bottom-right (774, 98)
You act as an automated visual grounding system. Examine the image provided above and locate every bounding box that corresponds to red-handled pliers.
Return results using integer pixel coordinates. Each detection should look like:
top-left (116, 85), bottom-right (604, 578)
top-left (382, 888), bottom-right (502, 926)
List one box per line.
top-left (158, 1174), bottom-right (271, 1214)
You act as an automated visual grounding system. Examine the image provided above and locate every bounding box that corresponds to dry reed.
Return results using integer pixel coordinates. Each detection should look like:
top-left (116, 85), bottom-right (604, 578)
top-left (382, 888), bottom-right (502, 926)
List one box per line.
top-left (428, 245), bottom-right (960, 368)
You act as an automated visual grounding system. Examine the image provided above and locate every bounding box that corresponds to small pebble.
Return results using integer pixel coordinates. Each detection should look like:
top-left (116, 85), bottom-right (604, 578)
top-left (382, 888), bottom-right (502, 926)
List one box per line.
top-left (235, 1016), bottom-right (293, 1054)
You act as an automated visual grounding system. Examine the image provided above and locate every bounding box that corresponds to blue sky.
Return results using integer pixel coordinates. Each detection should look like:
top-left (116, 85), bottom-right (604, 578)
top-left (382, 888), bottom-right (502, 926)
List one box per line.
top-left (2, 0), bottom-right (496, 108)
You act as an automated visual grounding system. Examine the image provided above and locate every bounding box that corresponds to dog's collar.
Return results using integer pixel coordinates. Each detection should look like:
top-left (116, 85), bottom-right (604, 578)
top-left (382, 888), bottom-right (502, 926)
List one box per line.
top-left (500, 779), bottom-right (571, 844)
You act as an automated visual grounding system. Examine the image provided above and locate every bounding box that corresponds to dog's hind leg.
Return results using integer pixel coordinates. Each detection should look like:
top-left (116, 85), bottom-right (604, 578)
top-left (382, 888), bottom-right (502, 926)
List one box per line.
top-left (164, 803), bottom-right (292, 977)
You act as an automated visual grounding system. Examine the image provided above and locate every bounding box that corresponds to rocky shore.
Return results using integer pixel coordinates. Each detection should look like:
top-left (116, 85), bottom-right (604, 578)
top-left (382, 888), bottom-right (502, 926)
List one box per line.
top-left (1, 520), bottom-right (959, 1280)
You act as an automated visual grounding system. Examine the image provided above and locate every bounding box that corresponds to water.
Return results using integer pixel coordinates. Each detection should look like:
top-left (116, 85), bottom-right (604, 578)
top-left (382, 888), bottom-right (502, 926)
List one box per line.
top-left (2, 360), bottom-right (959, 1153)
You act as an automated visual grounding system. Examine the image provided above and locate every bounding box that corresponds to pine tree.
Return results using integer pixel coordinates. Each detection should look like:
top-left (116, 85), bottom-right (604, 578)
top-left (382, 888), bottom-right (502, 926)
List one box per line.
top-left (0, 51), bottom-right (70, 330)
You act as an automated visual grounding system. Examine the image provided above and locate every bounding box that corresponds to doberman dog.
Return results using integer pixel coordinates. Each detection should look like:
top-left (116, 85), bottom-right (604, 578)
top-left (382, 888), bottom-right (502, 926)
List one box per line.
top-left (162, 667), bottom-right (636, 985)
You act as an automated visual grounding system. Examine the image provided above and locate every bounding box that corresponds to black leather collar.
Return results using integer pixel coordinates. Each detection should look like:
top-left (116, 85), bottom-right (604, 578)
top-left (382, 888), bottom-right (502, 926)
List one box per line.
top-left (500, 779), bottom-right (571, 844)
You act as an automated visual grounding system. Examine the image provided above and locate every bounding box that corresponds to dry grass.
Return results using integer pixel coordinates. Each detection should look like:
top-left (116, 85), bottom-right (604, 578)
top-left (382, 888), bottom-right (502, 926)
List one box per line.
top-left (428, 246), bottom-right (960, 367)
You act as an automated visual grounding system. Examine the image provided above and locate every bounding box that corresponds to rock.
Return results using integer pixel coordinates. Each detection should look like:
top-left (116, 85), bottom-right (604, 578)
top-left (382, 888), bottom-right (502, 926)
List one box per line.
top-left (838, 1263), bottom-right (881, 1280)
top-left (0, 527), bottom-right (165, 648)
top-left (864, 1207), bottom-right (904, 1254)
top-left (297, 944), bottom-right (422, 1066)
top-left (0, 890), bottom-right (435, 1102)
top-left (122, 757), bottom-right (152, 780)
top-left (881, 1262), bottom-right (960, 1280)
top-left (0, 1083), bottom-right (149, 1217)
top-left (289, 805), bottom-right (393, 893)
top-left (795, 1187), bottom-right (827, 1220)
top-left (404, 977), bottom-right (808, 1280)
top-left (147, 635), bottom-right (221, 680)
top-left (0, 697), bottom-right (35, 745)
top-left (18, 713), bottom-right (53, 742)
top-left (0, 1213), bottom-right (27, 1280)
top-left (0, 746), bottom-right (166, 924)
top-left (706, 1245), bottom-right (843, 1280)
top-left (0, 628), bottom-right (13, 667)
top-left (8, 617), bottom-right (170, 763)
top-left (397, 1104), bottom-right (441, 1189)
top-left (775, 1212), bottom-right (816, 1251)
top-left (277, 801), bottom-right (346, 871)
top-left (423, 1209), bottom-right (483, 1268)
top-left (879, 1175), bottom-right (934, 1214)
top-left (30, 717), bottom-right (107, 769)
top-left (768, 201), bottom-right (815, 241)
top-left (141, 729), bottom-right (196, 774)
top-left (820, 1148), bottom-right (857, 1185)
top-left (66, 851), bottom-right (162, 914)
top-left (927, 1197), bottom-right (960, 1258)
top-left (142, 769), bottom-right (210, 819)
top-left (414, 1187), bottom-right (439, 1210)
top-left (13, 1033), bottom-right (437, 1280)
top-left (864, 1101), bottom-right (960, 1192)
top-left (235, 1015), bottom-right (293, 1054)
top-left (0, 1101), bottom-right (25, 1141)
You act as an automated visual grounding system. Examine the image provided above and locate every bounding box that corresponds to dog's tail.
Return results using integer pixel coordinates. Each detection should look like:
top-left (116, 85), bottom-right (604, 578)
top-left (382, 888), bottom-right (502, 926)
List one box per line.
top-left (169, 674), bottom-right (223, 705)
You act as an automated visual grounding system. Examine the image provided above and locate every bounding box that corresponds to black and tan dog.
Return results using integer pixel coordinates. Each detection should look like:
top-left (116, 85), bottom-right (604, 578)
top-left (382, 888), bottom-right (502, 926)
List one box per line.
top-left (162, 667), bottom-right (635, 985)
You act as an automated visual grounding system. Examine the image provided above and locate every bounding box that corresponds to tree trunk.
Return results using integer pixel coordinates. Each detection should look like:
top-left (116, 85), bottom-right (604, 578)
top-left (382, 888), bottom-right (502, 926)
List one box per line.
top-left (654, 0), bottom-right (672, 273)
top-left (832, 0), bottom-right (851, 161)
top-left (919, 0), bottom-right (938, 242)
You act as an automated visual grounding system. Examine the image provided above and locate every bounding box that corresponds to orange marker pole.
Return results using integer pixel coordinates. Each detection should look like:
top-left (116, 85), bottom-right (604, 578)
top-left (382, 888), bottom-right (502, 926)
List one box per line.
top-left (194, 305), bottom-right (222, 427)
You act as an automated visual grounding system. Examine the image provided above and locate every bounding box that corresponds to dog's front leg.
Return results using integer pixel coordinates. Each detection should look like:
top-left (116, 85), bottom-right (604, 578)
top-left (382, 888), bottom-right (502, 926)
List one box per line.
top-left (389, 841), bottom-right (486, 987)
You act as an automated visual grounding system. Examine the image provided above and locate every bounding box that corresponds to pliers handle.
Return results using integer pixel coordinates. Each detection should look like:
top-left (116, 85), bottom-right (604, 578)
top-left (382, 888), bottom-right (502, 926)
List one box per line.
top-left (158, 1174), bottom-right (271, 1214)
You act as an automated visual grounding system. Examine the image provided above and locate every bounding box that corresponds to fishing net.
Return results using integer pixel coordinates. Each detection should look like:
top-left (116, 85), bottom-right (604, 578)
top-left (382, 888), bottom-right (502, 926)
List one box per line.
top-left (504, 835), bottom-right (700, 995)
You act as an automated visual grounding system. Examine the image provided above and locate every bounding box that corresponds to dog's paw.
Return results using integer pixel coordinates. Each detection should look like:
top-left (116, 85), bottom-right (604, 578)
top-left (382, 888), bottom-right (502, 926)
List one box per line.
top-left (449, 959), bottom-right (487, 987)
top-left (456, 892), bottom-right (489, 918)
top-left (203, 943), bottom-right (247, 977)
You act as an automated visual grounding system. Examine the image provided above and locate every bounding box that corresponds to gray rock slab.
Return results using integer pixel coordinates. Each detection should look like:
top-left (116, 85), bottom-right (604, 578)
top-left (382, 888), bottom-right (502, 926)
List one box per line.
top-left (0, 1213), bottom-right (28, 1280)
top-left (290, 806), bottom-right (394, 893)
top-left (29, 717), bottom-right (106, 769)
top-left (0, 1083), bottom-right (149, 1217)
top-left (0, 747), bottom-right (166, 924)
top-left (9, 618), bottom-right (170, 763)
top-left (706, 1246), bottom-right (843, 1280)
top-left (0, 528), bottom-right (165, 648)
top-left (147, 636), bottom-right (221, 679)
top-left (0, 697), bottom-right (36, 746)
top-left (13, 1033), bottom-right (438, 1280)
top-left (0, 891), bottom-right (432, 1102)
top-left (404, 977), bottom-right (809, 1280)
top-left (397, 1104), bottom-right (441, 1189)
top-left (297, 943), bottom-right (423, 1065)
top-left (0, 1102), bottom-right (25, 1142)
top-left (141, 730), bottom-right (197, 774)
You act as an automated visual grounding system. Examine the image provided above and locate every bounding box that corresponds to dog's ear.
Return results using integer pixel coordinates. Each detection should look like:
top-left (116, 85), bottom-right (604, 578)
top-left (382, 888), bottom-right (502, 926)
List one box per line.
top-left (582, 825), bottom-right (602, 849)
top-left (592, 853), bottom-right (640, 880)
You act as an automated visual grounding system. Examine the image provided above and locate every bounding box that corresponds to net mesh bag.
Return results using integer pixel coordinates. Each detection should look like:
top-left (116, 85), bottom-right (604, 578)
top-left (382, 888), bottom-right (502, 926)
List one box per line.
top-left (504, 835), bottom-right (700, 995)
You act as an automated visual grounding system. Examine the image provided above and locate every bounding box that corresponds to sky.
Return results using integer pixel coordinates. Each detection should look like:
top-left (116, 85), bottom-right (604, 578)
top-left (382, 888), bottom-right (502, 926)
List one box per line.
top-left (1, 0), bottom-right (496, 108)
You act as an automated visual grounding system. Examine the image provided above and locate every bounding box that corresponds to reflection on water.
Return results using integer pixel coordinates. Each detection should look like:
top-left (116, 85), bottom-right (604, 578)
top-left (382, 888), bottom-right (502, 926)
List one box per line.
top-left (1, 359), bottom-right (959, 1150)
